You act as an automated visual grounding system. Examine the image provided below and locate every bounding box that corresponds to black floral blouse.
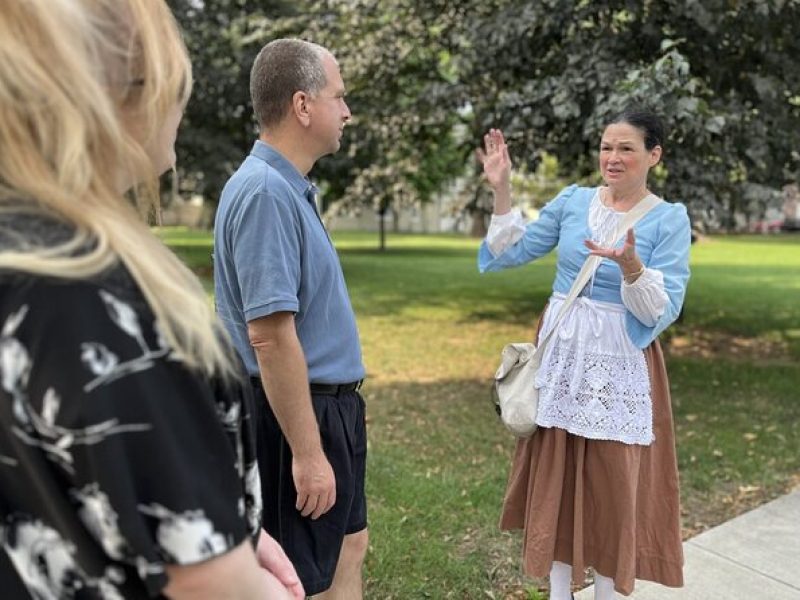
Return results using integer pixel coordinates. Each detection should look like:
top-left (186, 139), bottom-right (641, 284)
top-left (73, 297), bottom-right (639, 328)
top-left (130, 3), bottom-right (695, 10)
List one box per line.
top-left (0, 220), bottom-right (261, 598)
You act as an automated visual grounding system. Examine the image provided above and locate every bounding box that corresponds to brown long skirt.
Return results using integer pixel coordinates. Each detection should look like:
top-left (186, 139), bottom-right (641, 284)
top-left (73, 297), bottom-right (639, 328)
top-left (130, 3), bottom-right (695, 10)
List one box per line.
top-left (499, 338), bottom-right (684, 595)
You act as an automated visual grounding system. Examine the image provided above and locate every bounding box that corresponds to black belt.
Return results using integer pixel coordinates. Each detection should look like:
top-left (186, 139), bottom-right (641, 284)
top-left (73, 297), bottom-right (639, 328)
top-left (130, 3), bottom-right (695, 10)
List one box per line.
top-left (250, 378), bottom-right (363, 396)
top-left (310, 380), bottom-right (363, 396)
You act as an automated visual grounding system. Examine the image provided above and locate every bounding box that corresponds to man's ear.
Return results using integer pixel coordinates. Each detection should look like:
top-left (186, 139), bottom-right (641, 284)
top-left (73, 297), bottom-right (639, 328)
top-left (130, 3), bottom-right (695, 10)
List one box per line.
top-left (292, 91), bottom-right (311, 127)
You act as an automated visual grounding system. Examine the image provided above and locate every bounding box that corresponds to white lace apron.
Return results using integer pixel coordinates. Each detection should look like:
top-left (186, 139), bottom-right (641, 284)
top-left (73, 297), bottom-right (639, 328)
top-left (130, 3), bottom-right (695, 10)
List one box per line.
top-left (534, 292), bottom-right (653, 445)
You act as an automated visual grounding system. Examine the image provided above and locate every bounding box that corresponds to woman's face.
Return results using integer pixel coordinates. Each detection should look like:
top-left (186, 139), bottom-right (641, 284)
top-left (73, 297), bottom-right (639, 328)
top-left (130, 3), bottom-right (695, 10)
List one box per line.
top-left (598, 122), bottom-right (661, 191)
top-left (144, 103), bottom-right (184, 176)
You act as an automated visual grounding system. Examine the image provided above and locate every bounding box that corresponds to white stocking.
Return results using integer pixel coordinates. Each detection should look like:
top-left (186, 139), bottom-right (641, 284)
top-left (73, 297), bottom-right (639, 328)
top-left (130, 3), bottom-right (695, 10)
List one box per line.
top-left (549, 561), bottom-right (572, 600)
top-left (594, 572), bottom-right (616, 600)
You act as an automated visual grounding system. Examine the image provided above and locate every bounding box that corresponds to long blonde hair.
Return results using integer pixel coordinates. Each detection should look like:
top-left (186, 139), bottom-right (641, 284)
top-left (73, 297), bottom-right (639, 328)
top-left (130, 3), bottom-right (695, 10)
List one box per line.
top-left (0, 0), bottom-right (235, 377)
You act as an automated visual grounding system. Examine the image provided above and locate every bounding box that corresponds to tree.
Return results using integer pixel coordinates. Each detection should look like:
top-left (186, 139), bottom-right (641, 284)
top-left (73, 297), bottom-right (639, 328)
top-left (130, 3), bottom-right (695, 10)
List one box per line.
top-left (454, 0), bottom-right (800, 228)
top-left (167, 0), bottom-right (299, 203)
top-left (171, 0), bottom-right (468, 248)
top-left (169, 0), bottom-right (800, 233)
top-left (297, 0), bottom-right (469, 248)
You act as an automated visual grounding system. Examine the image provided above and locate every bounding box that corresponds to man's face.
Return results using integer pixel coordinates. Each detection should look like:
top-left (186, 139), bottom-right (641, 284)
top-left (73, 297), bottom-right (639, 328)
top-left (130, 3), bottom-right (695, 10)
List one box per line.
top-left (307, 54), bottom-right (351, 157)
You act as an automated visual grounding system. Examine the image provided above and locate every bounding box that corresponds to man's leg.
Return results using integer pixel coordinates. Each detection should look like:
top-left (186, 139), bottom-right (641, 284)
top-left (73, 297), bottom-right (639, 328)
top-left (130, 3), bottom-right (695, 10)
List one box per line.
top-left (314, 388), bottom-right (368, 599)
top-left (312, 529), bottom-right (368, 600)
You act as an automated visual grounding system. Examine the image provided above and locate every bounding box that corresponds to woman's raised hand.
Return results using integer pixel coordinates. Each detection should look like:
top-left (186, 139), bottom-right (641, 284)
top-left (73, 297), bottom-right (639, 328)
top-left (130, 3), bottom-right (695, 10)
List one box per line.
top-left (477, 128), bottom-right (512, 191)
top-left (477, 128), bottom-right (512, 214)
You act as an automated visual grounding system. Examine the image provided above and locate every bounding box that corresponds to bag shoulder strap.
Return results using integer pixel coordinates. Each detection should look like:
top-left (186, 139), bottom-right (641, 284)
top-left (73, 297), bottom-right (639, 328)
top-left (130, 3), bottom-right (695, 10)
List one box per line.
top-left (532, 193), bottom-right (662, 358)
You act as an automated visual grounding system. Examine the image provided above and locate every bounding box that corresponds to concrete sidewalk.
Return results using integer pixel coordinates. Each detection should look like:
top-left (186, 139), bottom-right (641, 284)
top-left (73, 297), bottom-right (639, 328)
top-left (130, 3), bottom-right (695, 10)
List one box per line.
top-left (574, 487), bottom-right (800, 599)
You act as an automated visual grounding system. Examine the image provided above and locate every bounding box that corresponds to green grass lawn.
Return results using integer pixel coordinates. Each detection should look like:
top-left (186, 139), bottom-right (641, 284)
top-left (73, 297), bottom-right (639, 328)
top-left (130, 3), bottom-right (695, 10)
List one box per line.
top-left (158, 227), bottom-right (800, 599)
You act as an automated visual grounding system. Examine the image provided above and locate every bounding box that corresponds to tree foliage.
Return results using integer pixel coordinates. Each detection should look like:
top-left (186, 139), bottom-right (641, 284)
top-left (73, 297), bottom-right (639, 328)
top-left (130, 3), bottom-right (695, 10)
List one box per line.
top-left (298, 0), bottom-right (469, 220)
top-left (454, 0), bottom-right (800, 227)
top-left (167, 0), bottom-right (299, 201)
top-left (170, 0), bottom-right (800, 230)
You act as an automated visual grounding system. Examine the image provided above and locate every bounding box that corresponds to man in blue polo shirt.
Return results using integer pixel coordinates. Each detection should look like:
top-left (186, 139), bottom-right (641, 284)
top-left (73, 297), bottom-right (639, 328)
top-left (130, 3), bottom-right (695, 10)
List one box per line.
top-left (213, 39), bottom-right (367, 598)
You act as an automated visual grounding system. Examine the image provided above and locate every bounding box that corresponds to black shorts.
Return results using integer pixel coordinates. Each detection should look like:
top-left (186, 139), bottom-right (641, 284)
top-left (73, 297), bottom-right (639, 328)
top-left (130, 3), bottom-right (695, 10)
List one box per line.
top-left (251, 380), bottom-right (368, 596)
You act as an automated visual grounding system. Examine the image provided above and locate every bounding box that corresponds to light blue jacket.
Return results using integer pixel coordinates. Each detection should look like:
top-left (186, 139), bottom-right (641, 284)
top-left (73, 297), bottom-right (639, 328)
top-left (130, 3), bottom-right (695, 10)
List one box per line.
top-left (478, 185), bottom-right (691, 348)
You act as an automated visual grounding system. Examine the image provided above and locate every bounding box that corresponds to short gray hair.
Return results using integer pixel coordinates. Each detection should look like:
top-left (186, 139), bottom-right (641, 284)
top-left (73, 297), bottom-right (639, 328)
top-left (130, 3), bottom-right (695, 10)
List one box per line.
top-left (250, 39), bottom-right (330, 129)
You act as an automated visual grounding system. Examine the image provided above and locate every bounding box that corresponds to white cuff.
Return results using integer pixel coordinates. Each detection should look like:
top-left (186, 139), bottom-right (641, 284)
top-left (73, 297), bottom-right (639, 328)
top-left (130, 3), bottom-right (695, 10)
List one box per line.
top-left (486, 208), bottom-right (527, 256)
top-left (620, 267), bottom-right (668, 327)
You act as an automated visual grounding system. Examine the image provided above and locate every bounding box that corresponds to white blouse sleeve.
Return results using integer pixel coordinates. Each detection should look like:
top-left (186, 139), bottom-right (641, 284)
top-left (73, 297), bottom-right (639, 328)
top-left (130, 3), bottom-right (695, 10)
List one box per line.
top-left (486, 208), bottom-right (527, 257)
top-left (620, 267), bottom-right (669, 327)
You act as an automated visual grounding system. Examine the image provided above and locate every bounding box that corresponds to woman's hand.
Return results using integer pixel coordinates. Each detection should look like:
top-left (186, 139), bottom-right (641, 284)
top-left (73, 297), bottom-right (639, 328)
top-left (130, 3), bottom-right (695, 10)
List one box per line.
top-left (584, 228), bottom-right (645, 282)
top-left (256, 530), bottom-right (305, 600)
top-left (477, 129), bottom-right (511, 190)
top-left (476, 128), bottom-right (512, 214)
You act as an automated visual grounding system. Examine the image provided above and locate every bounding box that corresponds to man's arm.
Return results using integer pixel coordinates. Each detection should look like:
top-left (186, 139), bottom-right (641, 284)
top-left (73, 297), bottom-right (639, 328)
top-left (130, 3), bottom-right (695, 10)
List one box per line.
top-left (248, 311), bottom-right (336, 520)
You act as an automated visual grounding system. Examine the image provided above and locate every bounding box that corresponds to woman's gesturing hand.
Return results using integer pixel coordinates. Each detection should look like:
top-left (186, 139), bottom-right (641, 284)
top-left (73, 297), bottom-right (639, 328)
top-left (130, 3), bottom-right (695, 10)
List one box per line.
top-left (584, 228), bottom-right (644, 281)
top-left (477, 128), bottom-right (511, 191)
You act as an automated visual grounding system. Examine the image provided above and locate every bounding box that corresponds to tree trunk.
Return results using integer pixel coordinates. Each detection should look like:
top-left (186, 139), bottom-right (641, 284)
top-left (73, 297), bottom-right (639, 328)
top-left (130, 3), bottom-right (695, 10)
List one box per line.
top-left (378, 208), bottom-right (387, 251)
top-left (470, 211), bottom-right (488, 238)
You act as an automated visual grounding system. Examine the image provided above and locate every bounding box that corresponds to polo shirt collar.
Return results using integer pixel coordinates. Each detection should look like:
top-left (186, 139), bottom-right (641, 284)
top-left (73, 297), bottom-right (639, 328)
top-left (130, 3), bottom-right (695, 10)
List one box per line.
top-left (250, 140), bottom-right (316, 199)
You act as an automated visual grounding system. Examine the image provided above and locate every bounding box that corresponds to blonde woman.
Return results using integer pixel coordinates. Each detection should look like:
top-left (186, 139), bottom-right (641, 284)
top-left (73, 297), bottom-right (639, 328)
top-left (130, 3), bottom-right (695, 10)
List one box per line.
top-left (0, 1), bottom-right (302, 598)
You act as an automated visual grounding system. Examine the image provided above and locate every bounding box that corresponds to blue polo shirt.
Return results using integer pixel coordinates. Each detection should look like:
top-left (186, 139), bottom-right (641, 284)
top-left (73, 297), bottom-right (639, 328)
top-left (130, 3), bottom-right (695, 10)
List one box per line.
top-left (213, 141), bottom-right (365, 384)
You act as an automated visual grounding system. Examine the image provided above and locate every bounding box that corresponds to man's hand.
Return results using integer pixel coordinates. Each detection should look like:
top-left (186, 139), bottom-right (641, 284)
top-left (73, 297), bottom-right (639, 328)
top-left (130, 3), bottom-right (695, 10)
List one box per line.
top-left (293, 450), bottom-right (336, 519)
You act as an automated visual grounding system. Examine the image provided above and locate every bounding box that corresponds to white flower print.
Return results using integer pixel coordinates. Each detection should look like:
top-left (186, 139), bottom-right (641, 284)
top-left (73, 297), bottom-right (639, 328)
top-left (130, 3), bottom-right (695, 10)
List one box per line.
top-left (216, 399), bottom-right (241, 433)
top-left (244, 460), bottom-right (262, 533)
top-left (1, 304), bottom-right (28, 337)
top-left (1, 515), bottom-right (127, 599)
top-left (72, 484), bottom-right (128, 560)
top-left (81, 343), bottom-right (119, 377)
top-left (1, 516), bottom-right (79, 599)
top-left (12, 412), bottom-right (151, 475)
top-left (0, 309), bottom-right (33, 429)
top-left (94, 569), bottom-right (126, 600)
top-left (84, 292), bottom-right (170, 392)
top-left (134, 557), bottom-right (165, 582)
top-left (10, 373), bottom-right (151, 475)
top-left (41, 388), bottom-right (60, 427)
top-left (138, 503), bottom-right (229, 563)
top-left (98, 291), bottom-right (147, 353)
top-left (0, 336), bottom-right (31, 397)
